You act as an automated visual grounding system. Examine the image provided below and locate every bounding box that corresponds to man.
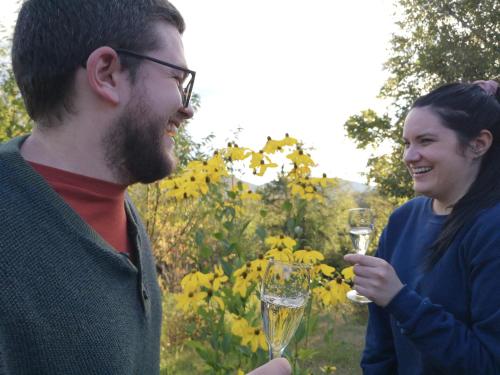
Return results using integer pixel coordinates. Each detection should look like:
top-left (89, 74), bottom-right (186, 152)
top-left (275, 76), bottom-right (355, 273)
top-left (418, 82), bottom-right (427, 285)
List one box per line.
top-left (0, 0), bottom-right (290, 374)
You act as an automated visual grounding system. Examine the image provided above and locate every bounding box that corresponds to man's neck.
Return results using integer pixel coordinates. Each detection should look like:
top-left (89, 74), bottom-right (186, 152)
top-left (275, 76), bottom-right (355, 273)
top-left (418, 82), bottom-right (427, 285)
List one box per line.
top-left (20, 126), bottom-right (121, 185)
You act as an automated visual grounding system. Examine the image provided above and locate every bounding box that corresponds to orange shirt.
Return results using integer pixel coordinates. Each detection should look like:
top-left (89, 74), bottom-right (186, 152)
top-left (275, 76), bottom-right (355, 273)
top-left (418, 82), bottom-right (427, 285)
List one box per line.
top-left (29, 162), bottom-right (132, 254)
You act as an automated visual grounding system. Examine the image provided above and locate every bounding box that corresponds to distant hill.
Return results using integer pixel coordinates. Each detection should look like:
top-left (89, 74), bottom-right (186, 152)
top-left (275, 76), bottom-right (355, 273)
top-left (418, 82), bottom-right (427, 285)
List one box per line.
top-left (336, 178), bottom-right (370, 193)
top-left (234, 176), bottom-right (370, 194)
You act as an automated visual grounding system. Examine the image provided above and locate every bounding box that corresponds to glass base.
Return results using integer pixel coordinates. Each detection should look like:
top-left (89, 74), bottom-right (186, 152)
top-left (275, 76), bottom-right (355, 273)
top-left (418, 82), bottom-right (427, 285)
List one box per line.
top-left (347, 290), bottom-right (372, 304)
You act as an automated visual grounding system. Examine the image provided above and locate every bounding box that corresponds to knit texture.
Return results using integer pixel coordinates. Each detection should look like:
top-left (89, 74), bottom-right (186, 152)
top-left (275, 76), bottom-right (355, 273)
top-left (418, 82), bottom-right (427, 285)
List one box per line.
top-left (362, 196), bottom-right (500, 374)
top-left (0, 136), bottom-right (162, 375)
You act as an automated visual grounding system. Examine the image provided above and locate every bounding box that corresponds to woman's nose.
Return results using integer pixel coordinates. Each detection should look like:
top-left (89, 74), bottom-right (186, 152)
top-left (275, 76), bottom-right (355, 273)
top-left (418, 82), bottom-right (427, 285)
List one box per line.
top-left (403, 145), bottom-right (421, 163)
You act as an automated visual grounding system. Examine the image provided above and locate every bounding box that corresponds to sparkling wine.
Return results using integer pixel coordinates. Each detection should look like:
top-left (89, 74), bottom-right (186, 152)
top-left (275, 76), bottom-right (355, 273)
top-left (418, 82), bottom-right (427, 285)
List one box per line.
top-left (261, 294), bottom-right (306, 356)
top-left (349, 227), bottom-right (372, 254)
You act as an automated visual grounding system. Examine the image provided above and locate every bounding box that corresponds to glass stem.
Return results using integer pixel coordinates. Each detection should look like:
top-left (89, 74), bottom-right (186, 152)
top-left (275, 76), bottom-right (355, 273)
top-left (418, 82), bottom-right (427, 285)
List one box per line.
top-left (268, 346), bottom-right (282, 360)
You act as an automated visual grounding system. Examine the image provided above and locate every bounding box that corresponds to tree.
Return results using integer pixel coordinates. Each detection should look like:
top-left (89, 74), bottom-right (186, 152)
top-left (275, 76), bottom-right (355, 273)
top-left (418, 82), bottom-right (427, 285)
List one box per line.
top-left (344, 0), bottom-right (500, 200)
top-left (0, 41), bottom-right (33, 141)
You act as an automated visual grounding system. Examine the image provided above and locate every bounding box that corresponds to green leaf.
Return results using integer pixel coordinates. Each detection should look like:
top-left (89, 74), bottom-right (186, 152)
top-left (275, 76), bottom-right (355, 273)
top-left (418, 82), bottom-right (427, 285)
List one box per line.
top-left (195, 229), bottom-right (205, 247)
top-left (282, 200), bottom-right (293, 212)
top-left (213, 232), bottom-right (224, 241)
top-left (200, 245), bottom-right (211, 259)
top-left (297, 347), bottom-right (319, 361)
top-left (255, 225), bottom-right (267, 241)
top-left (223, 221), bottom-right (234, 232)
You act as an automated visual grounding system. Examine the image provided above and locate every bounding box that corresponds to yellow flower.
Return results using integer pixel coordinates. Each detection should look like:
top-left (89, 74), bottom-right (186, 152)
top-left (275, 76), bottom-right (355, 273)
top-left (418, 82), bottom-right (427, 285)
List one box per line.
top-left (320, 365), bottom-right (338, 373)
top-left (240, 326), bottom-right (268, 352)
top-left (245, 294), bottom-right (261, 315)
top-left (341, 266), bottom-right (354, 280)
top-left (254, 159), bottom-right (278, 176)
top-left (265, 235), bottom-right (296, 249)
top-left (286, 149), bottom-right (316, 168)
top-left (262, 134), bottom-right (298, 154)
top-left (262, 136), bottom-right (284, 154)
top-left (240, 189), bottom-right (262, 201)
top-left (208, 264), bottom-right (229, 291)
top-left (314, 263), bottom-right (336, 277)
top-left (288, 164), bottom-right (312, 179)
top-left (293, 249), bottom-right (325, 264)
top-left (208, 293), bottom-right (225, 310)
top-left (233, 266), bottom-right (257, 297)
top-left (282, 133), bottom-right (298, 146)
top-left (265, 247), bottom-right (294, 262)
top-left (313, 279), bottom-right (350, 306)
top-left (181, 270), bottom-right (212, 293)
top-left (174, 290), bottom-right (208, 312)
top-left (249, 151), bottom-right (266, 169)
top-left (250, 255), bottom-right (268, 277)
top-left (223, 143), bottom-right (251, 162)
top-left (229, 314), bottom-right (250, 337)
top-left (237, 370), bottom-right (245, 375)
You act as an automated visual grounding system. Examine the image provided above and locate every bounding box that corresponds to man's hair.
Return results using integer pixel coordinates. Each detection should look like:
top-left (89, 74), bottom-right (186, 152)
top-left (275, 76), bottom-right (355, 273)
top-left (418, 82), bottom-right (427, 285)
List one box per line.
top-left (11, 0), bottom-right (185, 124)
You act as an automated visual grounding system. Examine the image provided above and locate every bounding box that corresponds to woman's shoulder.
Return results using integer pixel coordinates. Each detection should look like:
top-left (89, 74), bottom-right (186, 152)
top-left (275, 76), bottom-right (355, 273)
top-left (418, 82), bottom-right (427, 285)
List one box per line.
top-left (389, 196), bottom-right (432, 222)
top-left (460, 202), bottom-right (500, 262)
top-left (467, 201), bottom-right (500, 231)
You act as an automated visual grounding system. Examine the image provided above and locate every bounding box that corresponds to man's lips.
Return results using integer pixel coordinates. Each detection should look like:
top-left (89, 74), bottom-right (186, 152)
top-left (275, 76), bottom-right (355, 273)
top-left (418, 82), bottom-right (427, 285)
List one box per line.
top-left (165, 122), bottom-right (179, 137)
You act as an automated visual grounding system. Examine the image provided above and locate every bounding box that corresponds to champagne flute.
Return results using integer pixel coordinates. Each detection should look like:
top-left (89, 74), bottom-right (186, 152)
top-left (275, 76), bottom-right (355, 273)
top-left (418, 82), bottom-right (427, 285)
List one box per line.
top-left (346, 208), bottom-right (374, 304)
top-left (260, 259), bottom-right (311, 360)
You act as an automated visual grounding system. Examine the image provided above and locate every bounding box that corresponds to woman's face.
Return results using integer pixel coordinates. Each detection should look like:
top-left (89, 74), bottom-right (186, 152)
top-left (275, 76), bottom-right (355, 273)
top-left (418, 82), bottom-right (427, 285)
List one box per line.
top-left (402, 107), bottom-right (481, 211)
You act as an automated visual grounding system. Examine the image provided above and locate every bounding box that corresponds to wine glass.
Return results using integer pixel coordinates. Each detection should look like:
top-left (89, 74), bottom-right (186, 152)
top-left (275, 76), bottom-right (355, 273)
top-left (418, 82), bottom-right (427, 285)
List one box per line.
top-left (346, 208), bottom-right (374, 304)
top-left (260, 259), bottom-right (311, 360)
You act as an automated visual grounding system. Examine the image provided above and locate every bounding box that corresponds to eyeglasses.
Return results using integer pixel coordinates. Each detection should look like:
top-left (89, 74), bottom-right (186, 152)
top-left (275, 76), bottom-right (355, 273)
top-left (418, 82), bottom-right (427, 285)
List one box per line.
top-left (116, 49), bottom-right (196, 108)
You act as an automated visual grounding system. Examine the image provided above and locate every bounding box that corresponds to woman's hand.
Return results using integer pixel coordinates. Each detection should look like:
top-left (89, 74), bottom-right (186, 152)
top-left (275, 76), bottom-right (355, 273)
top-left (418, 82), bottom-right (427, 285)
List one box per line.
top-left (344, 254), bottom-right (404, 307)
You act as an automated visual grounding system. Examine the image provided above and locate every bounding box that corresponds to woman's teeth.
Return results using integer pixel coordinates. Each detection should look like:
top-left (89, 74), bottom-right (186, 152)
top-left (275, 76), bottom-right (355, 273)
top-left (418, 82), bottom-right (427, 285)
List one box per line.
top-left (413, 167), bottom-right (432, 175)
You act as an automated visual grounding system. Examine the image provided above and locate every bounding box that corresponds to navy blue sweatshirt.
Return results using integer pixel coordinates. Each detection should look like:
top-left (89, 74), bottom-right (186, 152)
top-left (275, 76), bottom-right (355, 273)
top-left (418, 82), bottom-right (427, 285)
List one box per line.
top-left (362, 197), bottom-right (500, 374)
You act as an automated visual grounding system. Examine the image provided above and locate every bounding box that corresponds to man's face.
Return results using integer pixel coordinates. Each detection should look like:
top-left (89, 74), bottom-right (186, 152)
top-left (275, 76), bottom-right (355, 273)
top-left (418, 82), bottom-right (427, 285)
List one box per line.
top-left (103, 23), bottom-right (193, 184)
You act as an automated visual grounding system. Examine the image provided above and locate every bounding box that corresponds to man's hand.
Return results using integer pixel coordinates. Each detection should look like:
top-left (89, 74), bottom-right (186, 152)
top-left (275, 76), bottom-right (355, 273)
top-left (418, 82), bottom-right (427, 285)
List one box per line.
top-left (344, 254), bottom-right (404, 307)
top-left (247, 358), bottom-right (291, 375)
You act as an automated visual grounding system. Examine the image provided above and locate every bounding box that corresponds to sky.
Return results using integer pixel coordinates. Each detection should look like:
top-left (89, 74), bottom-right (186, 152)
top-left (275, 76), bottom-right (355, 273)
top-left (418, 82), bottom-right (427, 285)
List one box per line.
top-left (0, 0), bottom-right (397, 185)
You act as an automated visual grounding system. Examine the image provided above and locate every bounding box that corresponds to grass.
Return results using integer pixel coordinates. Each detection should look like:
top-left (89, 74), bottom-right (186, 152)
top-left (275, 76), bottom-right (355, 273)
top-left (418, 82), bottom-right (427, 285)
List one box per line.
top-left (160, 304), bottom-right (368, 374)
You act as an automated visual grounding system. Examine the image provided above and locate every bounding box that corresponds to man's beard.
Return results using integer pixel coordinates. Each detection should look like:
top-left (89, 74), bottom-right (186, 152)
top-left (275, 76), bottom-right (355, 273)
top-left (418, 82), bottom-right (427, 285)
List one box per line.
top-left (102, 97), bottom-right (177, 185)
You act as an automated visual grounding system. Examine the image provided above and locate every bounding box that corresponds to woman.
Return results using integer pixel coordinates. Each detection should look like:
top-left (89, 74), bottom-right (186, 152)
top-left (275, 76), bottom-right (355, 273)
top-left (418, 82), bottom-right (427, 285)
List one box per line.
top-left (345, 80), bottom-right (500, 374)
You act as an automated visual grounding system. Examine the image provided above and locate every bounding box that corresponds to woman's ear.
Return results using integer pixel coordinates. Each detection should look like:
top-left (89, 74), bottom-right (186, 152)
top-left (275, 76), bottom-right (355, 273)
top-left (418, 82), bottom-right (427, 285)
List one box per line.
top-left (85, 47), bottom-right (123, 105)
top-left (469, 129), bottom-right (493, 158)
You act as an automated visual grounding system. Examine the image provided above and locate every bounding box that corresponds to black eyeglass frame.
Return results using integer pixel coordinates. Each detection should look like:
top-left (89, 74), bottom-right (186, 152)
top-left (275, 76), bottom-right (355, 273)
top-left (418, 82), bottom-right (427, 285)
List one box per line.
top-left (116, 48), bottom-right (196, 108)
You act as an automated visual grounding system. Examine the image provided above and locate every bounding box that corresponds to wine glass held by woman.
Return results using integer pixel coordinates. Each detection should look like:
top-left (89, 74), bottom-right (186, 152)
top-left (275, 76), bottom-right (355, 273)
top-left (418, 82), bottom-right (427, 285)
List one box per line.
top-left (344, 80), bottom-right (500, 374)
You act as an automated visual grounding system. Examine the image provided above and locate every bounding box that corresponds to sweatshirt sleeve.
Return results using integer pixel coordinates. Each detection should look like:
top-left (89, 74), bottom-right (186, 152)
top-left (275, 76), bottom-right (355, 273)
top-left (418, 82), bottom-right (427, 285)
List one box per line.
top-left (361, 229), bottom-right (398, 374)
top-left (384, 216), bottom-right (500, 373)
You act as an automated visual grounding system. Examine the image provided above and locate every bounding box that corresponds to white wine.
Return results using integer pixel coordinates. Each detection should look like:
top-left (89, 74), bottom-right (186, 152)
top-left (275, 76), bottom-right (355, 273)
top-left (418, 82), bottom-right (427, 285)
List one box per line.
top-left (261, 294), bottom-right (306, 356)
top-left (349, 227), bottom-right (372, 254)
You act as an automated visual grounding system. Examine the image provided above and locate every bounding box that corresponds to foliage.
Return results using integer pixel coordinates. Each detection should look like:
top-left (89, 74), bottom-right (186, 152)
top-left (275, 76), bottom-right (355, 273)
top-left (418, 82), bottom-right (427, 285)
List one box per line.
top-left (130, 134), bottom-right (388, 374)
top-left (344, 0), bottom-right (500, 200)
top-left (0, 42), bottom-right (33, 141)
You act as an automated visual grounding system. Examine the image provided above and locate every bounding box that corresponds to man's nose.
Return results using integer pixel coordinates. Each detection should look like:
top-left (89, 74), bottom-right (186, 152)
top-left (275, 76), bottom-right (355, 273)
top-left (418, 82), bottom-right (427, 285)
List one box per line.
top-left (178, 103), bottom-right (194, 120)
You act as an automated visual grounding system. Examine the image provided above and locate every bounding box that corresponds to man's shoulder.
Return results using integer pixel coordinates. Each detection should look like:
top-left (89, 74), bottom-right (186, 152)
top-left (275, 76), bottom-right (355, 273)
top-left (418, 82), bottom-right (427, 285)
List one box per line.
top-left (0, 135), bottom-right (28, 154)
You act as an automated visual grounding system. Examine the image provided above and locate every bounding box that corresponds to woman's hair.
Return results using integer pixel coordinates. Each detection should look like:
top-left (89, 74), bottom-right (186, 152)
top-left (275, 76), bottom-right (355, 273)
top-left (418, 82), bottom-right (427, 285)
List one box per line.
top-left (411, 83), bottom-right (500, 269)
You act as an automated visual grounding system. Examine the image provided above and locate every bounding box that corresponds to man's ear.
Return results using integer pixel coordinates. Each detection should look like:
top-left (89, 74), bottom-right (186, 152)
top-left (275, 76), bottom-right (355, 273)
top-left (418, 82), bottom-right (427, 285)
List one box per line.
top-left (469, 129), bottom-right (493, 158)
top-left (85, 47), bottom-right (125, 105)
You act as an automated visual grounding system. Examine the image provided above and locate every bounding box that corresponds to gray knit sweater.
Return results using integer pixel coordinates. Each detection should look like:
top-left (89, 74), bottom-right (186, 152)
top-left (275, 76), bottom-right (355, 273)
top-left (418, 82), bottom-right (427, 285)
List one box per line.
top-left (0, 136), bottom-right (162, 374)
